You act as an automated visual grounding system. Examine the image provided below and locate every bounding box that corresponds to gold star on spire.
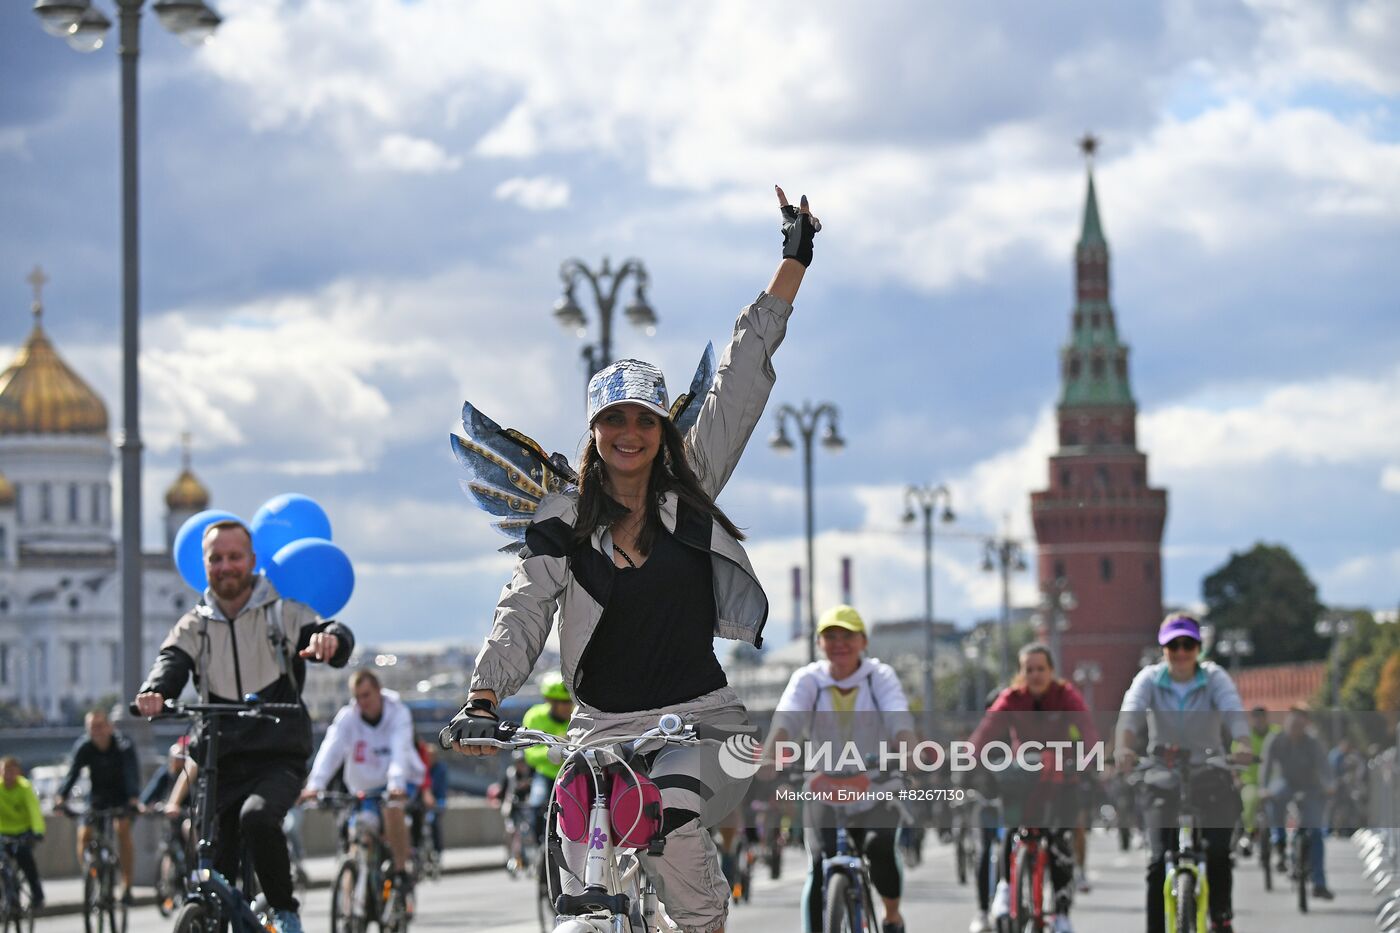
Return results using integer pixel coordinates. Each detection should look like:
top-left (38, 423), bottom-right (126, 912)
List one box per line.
top-left (1078, 133), bottom-right (1100, 163)
top-left (26, 265), bottom-right (49, 321)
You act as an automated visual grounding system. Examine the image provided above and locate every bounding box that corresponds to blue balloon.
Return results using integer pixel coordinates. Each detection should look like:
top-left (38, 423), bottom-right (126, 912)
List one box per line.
top-left (250, 494), bottom-right (332, 572)
top-left (172, 509), bottom-right (243, 591)
top-left (266, 537), bottom-right (354, 618)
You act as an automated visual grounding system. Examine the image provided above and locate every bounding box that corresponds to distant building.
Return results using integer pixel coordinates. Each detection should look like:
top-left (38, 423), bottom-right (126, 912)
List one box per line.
top-left (0, 278), bottom-right (202, 723)
top-left (1232, 661), bottom-right (1328, 711)
top-left (1031, 143), bottom-right (1168, 709)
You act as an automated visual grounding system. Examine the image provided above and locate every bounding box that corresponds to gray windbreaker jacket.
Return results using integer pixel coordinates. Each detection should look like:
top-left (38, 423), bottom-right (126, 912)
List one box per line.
top-left (1115, 660), bottom-right (1250, 762)
top-left (470, 291), bottom-right (792, 701)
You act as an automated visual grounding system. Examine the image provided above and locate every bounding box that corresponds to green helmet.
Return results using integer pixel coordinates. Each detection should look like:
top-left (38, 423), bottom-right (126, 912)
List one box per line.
top-left (540, 672), bottom-right (571, 702)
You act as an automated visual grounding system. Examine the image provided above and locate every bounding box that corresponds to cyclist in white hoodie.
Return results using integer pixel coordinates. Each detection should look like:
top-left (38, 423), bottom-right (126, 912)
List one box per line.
top-left (300, 670), bottom-right (425, 886)
top-left (768, 605), bottom-right (919, 933)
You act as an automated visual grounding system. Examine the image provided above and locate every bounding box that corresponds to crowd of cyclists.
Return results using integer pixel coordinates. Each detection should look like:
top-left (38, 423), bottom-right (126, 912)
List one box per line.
top-left (0, 607), bottom-right (1381, 933)
top-left (0, 194), bottom-right (1382, 933)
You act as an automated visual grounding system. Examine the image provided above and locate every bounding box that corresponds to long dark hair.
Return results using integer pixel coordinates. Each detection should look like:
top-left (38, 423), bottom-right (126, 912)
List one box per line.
top-left (572, 417), bottom-right (745, 554)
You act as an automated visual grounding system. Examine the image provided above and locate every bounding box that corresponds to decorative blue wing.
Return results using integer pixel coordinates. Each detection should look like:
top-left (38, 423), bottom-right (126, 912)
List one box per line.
top-left (668, 342), bottom-right (716, 437)
top-left (450, 401), bottom-right (577, 552)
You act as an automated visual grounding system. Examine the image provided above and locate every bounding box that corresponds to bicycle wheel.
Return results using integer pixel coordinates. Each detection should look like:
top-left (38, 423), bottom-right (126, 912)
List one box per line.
top-left (1013, 848), bottom-right (1032, 933)
top-left (155, 851), bottom-right (179, 917)
top-left (330, 860), bottom-right (365, 933)
top-left (1294, 833), bottom-right (1308, 914)
top-left (171, 899), bottom-right (219, 933)
top-left (956, 830), bottom-right (968, 885)
top-left (822, 872), bottom-right (858, 933)
top-left (766, 828), bottom-right (783, 880)
top-left (534, 851), bottom-right (553, 933)
top-left (82, 866), bottom-right (100, 933)
top-left (1173, 872), bottom-right (1195, 933)
top-left (1259, 829), bottom-right (1272, 891)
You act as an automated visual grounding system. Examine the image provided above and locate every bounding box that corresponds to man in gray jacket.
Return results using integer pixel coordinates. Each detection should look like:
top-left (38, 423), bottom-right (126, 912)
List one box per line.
top-left (1115, 614), bottom-right (1252, 933)
top-left (135, 520), bottom-right (353, 933)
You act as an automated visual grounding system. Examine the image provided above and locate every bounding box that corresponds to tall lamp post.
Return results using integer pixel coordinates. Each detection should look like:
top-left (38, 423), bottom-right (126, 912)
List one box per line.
top-left (551, 257), bottom-right (657, 389)
top-left (32, 0), bottom-right (222, 706)
top-left (1072, 660), bottom-right (1102, 710)
top-left (1212, 627), bottom-right (1254, 674)
top-left (903, 484), bottom-right (953, 736)
top-left (1315, 615), bottom-right (1353, 709)
top-left (982, 532), bottom-right (1027, 685)
top-left (1036, 577), bottom-right (1077, 670)
top-left (770, 402), bottom-right (845, 663)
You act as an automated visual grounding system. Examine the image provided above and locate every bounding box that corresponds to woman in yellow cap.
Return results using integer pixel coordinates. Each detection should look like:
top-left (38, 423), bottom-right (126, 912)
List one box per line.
top-left (770, 605), bottom-right (918, 933)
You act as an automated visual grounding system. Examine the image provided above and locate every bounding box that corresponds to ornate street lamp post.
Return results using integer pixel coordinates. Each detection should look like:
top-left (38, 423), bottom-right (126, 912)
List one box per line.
top-left (770, 402), bottom-right (844, 663)
top-left (1314, 615), bottom-right (1353, 709)
top-left (982, 531), bottom-right (1027, 685)
top-left (1072, 660), bottom-right (1102, 710)
top-left (1036, 577), bottom-right (1077, 671)
top-left (551, 257), bottom-right (657, 390)
top-left (903, 484), bottom-right (953, 736)
top-left (32, 0), bottom-right (221, 705)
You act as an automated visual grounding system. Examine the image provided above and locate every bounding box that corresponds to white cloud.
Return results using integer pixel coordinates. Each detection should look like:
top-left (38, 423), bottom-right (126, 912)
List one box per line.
top-left (1141, 364), bottom-right (1400, 474)
top-left (494, 175), bottom-right (571, 211)
top-left (133, 260), bottom-right (577, 474)
top-left (192, 2), bottom-right (1400, 293)
top-left (1383, 465), bottom-right (1400, 493)
top-left (372, 133), bottom-right (461, 174)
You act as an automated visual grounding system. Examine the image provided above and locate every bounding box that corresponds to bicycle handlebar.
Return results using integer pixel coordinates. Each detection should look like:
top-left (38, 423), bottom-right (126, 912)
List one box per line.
top-left (130, 696), bottom-right (302, 723)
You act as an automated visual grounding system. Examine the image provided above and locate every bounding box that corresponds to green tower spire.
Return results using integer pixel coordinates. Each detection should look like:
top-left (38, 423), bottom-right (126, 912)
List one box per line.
top-left (1059, 134), bottom-right (1134, 409)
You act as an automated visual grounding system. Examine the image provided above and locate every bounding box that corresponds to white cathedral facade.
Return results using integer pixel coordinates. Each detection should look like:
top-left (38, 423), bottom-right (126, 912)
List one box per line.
top-left (0, 288), bottom-right (209, 724)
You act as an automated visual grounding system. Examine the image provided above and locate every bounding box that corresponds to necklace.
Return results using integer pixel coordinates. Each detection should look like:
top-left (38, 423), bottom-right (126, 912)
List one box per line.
top-left (613, 544), bottom-right (638, 569)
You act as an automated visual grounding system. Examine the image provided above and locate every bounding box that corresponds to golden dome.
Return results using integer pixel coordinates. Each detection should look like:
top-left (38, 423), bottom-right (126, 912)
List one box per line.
top-left (165, 468), bottom-right (209, 511)
top-left (0, 471), bottom-right (14, 507)
top-left (0, 317), bottom-right (109, 437)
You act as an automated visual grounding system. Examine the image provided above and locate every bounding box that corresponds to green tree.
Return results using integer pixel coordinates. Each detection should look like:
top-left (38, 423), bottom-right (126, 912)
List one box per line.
top-left (1202, 543), bottom-right (1328, 666)
top-left (1376, 653), bottom-right (1400, 713)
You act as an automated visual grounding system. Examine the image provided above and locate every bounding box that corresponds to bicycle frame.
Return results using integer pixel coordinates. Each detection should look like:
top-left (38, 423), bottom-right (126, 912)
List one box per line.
top-left (821, 812), bottom-right (878, 932)
top-left (1140, 748), bottom-right (1237, 933)
top-left (445, 713), bottom-right (737, 932)
top-left (1006, 826), bottom-right (1053, 931)
top-left (141, 697), bottom-right (301, 933)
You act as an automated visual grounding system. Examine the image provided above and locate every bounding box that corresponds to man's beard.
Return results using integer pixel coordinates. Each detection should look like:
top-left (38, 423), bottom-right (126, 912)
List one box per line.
top-left (211, 572), bottom-right (253, 601)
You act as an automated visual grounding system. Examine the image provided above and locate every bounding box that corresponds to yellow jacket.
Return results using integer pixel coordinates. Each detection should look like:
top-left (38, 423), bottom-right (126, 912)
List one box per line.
top-left (0, 777), bottom-right (45, 837)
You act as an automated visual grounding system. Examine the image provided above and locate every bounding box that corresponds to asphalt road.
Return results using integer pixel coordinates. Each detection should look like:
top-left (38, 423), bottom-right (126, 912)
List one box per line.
top-left (28, 833), bottom-right (1377, 931)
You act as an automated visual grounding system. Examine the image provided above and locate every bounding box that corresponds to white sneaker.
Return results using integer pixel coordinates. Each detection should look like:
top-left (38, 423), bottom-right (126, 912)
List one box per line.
top-left (991, 880), bottom-right (1010, 919)
top-left (969, 913), bottom-right (992, 933)
top-left (1052, 914), bottom-right (1074, 933)
top-left (1075, 868), bottom-right (1091, 893)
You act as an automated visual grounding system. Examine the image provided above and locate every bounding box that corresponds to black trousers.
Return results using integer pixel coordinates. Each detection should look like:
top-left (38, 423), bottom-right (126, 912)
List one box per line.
top-left (213, 759), bottom-right (303, 913)
top-left (12, 843), bottom-right (43, 902)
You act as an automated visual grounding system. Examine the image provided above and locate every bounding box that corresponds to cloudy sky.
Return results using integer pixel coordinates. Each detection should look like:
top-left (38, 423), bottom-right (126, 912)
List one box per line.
top-left (2, 0), bottom-right (1397, 651)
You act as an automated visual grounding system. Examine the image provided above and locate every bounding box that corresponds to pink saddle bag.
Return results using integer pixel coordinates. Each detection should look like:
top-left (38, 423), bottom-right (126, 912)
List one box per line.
top-left (553, 761), bottom-right (663, 848)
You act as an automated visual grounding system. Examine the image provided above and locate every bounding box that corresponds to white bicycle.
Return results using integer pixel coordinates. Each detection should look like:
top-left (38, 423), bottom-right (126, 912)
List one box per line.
top-left (442, 712), bottom-right (744, 932)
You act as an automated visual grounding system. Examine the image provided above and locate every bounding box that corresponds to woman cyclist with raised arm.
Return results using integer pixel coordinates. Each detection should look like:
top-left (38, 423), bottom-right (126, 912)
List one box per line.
top-left (444, 187), bottom-right (821, 933)
top-left (969, 642), bottom-right (1098, 933)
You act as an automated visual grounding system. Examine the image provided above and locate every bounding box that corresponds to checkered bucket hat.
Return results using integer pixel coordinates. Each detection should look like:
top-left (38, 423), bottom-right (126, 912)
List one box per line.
top-left (586, 359), bottom-right (670, 423)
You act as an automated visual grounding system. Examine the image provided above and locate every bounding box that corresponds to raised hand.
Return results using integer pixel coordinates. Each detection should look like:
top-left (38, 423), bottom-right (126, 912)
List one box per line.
top-left (776, 185), bottom-right (821, 267)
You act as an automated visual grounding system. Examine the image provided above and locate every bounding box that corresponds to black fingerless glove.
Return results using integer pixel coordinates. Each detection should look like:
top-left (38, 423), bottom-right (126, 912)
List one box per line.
top-left (780, 204), bottom-right (818, 267)
top-left (439, 698), bottom-right (500, 749)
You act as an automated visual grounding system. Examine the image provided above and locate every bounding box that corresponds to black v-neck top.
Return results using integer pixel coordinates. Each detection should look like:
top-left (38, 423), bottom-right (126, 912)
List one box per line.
top-left (576, 528), bottom-right (728, 712)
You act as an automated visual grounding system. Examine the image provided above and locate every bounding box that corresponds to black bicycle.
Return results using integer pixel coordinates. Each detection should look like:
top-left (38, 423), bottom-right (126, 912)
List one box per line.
top-left (136, 695), bottom-right (302, 933)
top-left (60, 804), bottom-right (131, 933)
top-left (0, 833), bottom-right (38, 933)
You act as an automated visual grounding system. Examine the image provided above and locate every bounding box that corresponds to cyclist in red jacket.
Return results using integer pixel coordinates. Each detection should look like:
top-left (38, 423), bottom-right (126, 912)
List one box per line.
top-left (969, 643), bottom-right (1099, 933)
